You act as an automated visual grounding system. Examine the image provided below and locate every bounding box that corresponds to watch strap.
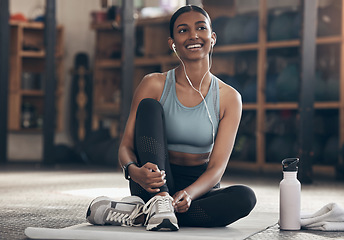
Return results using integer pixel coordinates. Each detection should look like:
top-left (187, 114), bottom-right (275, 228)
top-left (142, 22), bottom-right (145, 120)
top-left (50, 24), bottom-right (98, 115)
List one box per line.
top-left (122, 161), bottom-right (137, 180)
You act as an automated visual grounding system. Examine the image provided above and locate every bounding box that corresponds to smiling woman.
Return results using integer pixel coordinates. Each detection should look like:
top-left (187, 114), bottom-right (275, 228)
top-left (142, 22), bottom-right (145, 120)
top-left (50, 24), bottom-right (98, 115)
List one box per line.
top-left (87, 5), bottom-right (256, 232)
top-left (169, 7), bottom-right (215, 63)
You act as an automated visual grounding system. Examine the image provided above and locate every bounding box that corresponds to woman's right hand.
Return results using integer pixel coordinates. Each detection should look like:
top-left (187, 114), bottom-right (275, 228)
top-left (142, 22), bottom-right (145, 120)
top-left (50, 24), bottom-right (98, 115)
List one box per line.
top-left (130, 162), bottom-right (166, 193)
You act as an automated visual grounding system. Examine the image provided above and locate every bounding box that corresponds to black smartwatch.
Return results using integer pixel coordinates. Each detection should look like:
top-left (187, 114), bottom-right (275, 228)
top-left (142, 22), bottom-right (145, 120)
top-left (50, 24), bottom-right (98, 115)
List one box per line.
top-left (122, 162), bottom-right (137, 180)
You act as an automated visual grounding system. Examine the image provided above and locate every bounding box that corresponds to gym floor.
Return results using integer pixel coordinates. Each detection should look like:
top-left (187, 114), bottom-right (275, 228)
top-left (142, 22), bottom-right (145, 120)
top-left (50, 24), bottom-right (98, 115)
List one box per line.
top-left (0, 163), bottom-right (344, 240)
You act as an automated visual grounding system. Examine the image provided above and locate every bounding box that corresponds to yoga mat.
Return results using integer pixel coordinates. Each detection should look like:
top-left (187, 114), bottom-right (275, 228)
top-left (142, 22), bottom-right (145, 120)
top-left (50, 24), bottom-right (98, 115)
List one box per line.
top-left (25, 211), bottom-right (277, 240)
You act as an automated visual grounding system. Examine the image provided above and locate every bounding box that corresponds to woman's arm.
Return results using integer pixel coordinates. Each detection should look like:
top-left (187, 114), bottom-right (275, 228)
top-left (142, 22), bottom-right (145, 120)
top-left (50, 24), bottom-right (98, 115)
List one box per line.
top-left (118, 73), bottom-right (167, 193)
top-left (173, 82), bottom-right (242, 212)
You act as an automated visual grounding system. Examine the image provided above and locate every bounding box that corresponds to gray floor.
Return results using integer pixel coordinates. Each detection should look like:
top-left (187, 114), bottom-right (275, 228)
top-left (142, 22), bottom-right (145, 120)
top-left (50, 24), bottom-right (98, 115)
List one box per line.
top-left (0, 163), bottom-right (344, 240)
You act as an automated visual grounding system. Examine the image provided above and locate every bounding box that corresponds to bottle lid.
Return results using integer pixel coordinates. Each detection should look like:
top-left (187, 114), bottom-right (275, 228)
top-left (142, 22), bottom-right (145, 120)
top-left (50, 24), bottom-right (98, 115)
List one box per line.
top-left (282, 158), bottom-right (299, 172)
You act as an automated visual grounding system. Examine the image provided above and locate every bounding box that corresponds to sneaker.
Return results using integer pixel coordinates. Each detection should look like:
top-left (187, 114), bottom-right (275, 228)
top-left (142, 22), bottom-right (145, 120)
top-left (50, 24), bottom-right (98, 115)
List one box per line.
top-left (86, 195), bottom-right (145, 227)
top-left (142, 195), bottom-right (179, 231)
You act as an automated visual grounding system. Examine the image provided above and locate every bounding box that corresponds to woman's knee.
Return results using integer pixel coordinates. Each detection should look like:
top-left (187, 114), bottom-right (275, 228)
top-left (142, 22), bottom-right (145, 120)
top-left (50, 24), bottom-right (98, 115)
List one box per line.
top-left (233, 185), bottom-right (256, 215)
top-left (219, 185), bottom-right (256, 216)
top-left (137, 98), bottom-right (163, 116)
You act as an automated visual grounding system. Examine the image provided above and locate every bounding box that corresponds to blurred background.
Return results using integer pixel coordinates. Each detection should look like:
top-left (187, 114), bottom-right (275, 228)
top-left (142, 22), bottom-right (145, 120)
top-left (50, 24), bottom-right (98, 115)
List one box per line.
top-left (1, 0), bottom-right (344, 182)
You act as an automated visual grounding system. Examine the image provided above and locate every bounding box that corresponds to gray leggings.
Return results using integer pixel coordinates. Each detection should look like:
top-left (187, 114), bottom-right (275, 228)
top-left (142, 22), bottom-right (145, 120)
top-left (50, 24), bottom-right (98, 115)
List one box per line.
top-left (130, 98), bottom-right (256, 227)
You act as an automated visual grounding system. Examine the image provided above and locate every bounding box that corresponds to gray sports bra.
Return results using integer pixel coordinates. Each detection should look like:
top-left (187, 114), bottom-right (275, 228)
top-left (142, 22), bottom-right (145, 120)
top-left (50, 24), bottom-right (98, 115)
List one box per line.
top-left (159, 69), bottom-right (220, 154)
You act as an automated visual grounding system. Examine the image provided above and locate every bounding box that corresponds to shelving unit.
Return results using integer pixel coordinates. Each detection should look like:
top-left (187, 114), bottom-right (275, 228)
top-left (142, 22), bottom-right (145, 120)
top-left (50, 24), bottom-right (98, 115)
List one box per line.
top-left (91, 16), bottom-right (178, 137)
top-left (8, 21), bottom-right (64, 132)
top-left (91, 22), bottom-right (122, 137)
top-left (91, 0), bottom-right (344, 177)
top-left (202, 0), bottom-right (344, 176)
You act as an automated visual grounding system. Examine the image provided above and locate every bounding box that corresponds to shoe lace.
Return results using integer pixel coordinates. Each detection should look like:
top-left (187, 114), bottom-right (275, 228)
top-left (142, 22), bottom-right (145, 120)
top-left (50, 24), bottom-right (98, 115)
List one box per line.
top-left (142, 195), bottom-right (173, 224)
top-left (106, 204), bottom-right (143, 227)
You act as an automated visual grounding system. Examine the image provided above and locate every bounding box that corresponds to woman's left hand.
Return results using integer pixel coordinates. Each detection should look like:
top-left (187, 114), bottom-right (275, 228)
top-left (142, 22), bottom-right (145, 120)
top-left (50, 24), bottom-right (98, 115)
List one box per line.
top-left (172, 190), bottom-right (192, 213)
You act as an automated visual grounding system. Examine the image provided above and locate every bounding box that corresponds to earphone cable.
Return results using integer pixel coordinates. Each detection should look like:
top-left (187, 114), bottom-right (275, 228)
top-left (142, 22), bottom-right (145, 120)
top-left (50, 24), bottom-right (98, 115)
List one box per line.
top-left (173, 44), bottom-right (215, 152)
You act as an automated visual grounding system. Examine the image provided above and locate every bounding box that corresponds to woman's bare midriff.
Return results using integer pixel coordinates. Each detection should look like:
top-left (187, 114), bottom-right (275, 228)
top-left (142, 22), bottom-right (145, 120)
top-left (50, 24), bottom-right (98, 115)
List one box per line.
top-left (168, 150), bottom-right (210, 166)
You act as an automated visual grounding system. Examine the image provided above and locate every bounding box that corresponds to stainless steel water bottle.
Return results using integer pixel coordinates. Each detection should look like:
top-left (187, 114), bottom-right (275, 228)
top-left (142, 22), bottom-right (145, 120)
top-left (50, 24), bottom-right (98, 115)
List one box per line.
top-left (279, 158), bottom-right (301, 230)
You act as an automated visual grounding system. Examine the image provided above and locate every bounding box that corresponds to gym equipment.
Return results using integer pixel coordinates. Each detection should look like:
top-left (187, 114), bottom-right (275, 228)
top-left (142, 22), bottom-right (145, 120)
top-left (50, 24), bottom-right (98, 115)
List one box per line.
top-left (239, 111), bottom-right (256, 134)
top-left (312, 136), bottom-right (325, 164)
top-left (212, 16), bottom-right (231, 46)
top-left (268, 11), bottom-right (298, 41)
top-left (317, 6), bottom-right (341, 37)
top-left (314, 109), bottom-right (338, 137)
top-left (50, 144), bottom-right (84, 164)
top-left (213, 14), bottom-right (258, 45)
top-left (266, 134), bottom-right (297, 163)
top-left (292, 11), bottom-right (301, 39)
top-left (276, 64), bottom-right (299, 102)
top-left (69, 53), bottom-right (118, 166)
top-left (323, 135), bottom-right (339, 165)
top-left (323, 110), bottom-right (339, 136)
top-left (217, 74), bottom-right (242, 94)
top-left (242, 76), bottom-right (257, 103)
top-left (265, 110), bottom-right (297, 136)
top-left (70, 53), bottom-right (93, 144)
top-left (82, 128), bottom-right (119, 167)
top-left (243, 15), bottom-right (258, 43)
top-left (232, 134), bottom-right (256, 162)
top-left (223, 15), bottom-right (248, 44)
top-left (315, 72), bottom-right (327, 101)
top-left (325, 77), bottom-right (339, 101)
top-left (265, 74), bottom-right (278, 102)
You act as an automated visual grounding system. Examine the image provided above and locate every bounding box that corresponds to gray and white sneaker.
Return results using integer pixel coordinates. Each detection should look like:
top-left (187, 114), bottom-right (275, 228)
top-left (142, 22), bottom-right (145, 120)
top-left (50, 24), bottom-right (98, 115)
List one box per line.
top-left (143, 195), bottom-right (179, 231)
top-left (86, 196), bottom-right (145, 227)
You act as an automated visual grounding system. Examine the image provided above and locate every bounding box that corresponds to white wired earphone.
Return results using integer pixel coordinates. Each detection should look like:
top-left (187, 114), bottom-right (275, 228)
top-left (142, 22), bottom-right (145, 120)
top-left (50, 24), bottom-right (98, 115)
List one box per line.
top-left (172, 40), bottom-right (216, 151)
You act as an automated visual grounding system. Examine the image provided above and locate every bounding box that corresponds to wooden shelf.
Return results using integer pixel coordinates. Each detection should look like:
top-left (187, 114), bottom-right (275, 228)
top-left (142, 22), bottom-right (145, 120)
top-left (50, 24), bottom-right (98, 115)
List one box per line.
top-left (8, 21), bottom-right (64, 132)
top-left (20, 50), bottom-right (64, 58)
top-left (91, 21), bottom-right (121, 30)
top-left (264, 103), bottom-right (298, 110)
top-left (135, 56), bottom-right (178, 67)
top-left (90, 15), bottom-right (171, 30)
top-left (136, 15), bottom-right (171, 26)
top-left (229, 161), bottom-right (336, 177)
top-left (314, 102), bottom-right (340, 109)
top-left (215, 43), bottom-right (260, 53)
top-left (20, 50), bottom-right (45, 58)
top-left (95, 56), bottom-right (179, 69)
top-left (243, 103), bottom-right (257, 110)
top-left (266, 40), bottom-right (300, 49)
top-left (10, 20), bottom-right (63, 30)
top-left (10, 128), bottom-right (43, 133)
top-left (316, 36), bottom-right (342, 45)
top-left (212, 36), bottom-right (343, 53)
top-left (96, 59), bottom-right (121, 68)
top-left (243, 102), bottom-right (341, 111)
top-left (10, 20), bottom-right (45, 29)
top-left (21, 90), bottom-right (44, 96)
top-left (94, 103), bottom-right (120, 117)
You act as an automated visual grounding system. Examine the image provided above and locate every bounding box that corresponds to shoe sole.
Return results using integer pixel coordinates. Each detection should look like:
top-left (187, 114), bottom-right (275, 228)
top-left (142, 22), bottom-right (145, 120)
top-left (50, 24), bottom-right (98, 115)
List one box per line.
top-left (146, 218), bottom-right (179, 231)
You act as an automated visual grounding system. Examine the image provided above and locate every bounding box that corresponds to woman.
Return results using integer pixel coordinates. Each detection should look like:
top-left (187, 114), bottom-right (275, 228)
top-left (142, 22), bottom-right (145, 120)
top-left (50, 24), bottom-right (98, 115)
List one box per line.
top-left (86, 5), bottom-right (256, 231)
